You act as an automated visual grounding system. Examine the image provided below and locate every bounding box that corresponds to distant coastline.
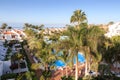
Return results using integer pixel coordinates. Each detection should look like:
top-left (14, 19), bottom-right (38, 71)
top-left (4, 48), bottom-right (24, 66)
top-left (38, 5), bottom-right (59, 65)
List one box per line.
top-left (0, 23), bottom-right (67, 29)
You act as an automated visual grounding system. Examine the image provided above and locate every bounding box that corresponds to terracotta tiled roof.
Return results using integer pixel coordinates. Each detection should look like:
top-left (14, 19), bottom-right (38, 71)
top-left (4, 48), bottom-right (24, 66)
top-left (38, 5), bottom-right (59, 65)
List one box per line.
top-left (3, 31), bottom-right (15, 35)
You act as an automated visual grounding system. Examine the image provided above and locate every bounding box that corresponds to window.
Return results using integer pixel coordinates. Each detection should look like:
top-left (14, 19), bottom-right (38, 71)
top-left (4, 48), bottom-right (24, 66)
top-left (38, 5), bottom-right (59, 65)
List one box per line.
top-left (3, 36), bottom-right (5, 39)
top-left (12, 35), bottom-right (15, 38)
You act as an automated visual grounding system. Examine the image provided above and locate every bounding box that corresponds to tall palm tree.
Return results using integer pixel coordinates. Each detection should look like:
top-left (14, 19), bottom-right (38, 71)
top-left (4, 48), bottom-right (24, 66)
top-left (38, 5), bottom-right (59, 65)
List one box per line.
top-left (62, 26), bottom-right (84, 80)
top-left (81, 26), bottom-right (104, 76)
top-left (55, 39), bottom-right (73, 78)
top-left (70, 10), bottom-right (87, 29)
top-left (70, 9), bottom-right (87, 80)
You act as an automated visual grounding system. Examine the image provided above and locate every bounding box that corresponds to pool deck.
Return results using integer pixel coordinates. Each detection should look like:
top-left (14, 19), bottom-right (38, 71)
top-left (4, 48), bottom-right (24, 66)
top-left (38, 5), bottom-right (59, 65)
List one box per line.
top-left (24, 45), bottom-right (85, 80)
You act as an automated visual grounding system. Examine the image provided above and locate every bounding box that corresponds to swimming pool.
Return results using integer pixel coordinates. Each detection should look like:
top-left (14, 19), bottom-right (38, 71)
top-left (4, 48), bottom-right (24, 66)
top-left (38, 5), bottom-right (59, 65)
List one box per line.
top-left (55, 52), bottom-right (85, 67)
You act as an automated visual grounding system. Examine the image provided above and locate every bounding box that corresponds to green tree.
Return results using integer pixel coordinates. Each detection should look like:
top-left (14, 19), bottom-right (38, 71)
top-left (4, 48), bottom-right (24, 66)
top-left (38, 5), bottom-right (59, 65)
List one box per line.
top-left (24, 28), bottom-right (36, 38)
top-left (108, 21), bottom-right (114, 25)
top-left (7, 26), bottom-right (12, 29)
top-left (82, 26), bottom-right (104, 76)
top-left (38, 24), bottom-right (44, 30)
top-left (30, 38), bottom-right (56, 80)
top-left (10, 52), bottom-right (24, 74)
top-left (24, 23), bottom-right (31, 29)
top-left (17, 71), bottom-right (34, 80)
top-left (62, 25), bottom-right (104, 79)
top-left (62, 26), bottom-right (84, 80)
top-left (1, 23), bottom-right (7, 29)
top-left (103, 36), bottom-right (120, 69)
top-left (70, 9), bottom-right (87, 29)
top-left (70, 9), bottom-right (87, 80)
top-left (55, 39), bottom-right (73, 78)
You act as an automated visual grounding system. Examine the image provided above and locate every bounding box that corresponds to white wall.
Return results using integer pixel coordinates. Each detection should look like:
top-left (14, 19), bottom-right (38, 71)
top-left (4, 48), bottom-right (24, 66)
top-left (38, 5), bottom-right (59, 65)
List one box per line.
top-left (0, 61), bottom-right (3, 76)
top-left (3, 60), bottom-right (12, 74)
top-left (105, 22), bottom-right (120, 37)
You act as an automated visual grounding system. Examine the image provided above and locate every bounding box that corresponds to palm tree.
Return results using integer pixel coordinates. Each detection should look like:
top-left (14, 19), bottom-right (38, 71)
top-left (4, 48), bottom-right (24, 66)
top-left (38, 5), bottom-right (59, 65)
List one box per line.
top-left (70, 9), bottom-right (87, 29)
top-left (7, 26), bottom-right (12, 29)
top-left (63, 25), bottom-right (102, 79)
top-left (1, 23), bottom-right (7, 29)
top-left (108, 21), bottom-right (114, 25)
top-left (24, 23), bottom-right (29, 28)
top-left (81, 26), bottom-right (104, 76)
top-left (103, 36), bottom-right (120, 70)
top-left (10, 52), bottom-right (24, 74)
top-left (24, 23), bottom-right (32, 29)
top-left (28, 38), bottom-right (42, 52)
top-left (70, 9), bottom-right (87, 80)
top-left (29, 37), bottom-right (56, 80)
top-left (24, 28), bottom-right (36, 38)
top-left (38, 24), bottom-right (44, 30)
top-left (38, 43), bottom-right (56, 71)
top-left (55, 39), bottom-right (73, 78)
top-left (62, 26), bottom-right (84, 80)
top-left (35, 43), bottom-right (56, 80)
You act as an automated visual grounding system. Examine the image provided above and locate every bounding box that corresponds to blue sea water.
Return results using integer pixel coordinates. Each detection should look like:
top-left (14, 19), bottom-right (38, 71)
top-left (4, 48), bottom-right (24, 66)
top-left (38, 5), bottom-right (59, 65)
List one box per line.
top-left (0, 22), bottom-right (67, 29)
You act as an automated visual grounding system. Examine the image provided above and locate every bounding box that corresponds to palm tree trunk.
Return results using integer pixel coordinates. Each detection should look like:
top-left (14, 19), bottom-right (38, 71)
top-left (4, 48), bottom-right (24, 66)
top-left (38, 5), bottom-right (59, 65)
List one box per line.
top-left (88, 57), bottom-right (91, 72)
top-left (85, 60), bottom-right (88, 76)
top-left (45, 64), bottom-right (48, 71)
top-left (62, 69), bottom-right (63, 77)
top-left (85, 47), bottom-right (90, 76)
top-left (88, 62), bottom-right (90, 72)
top-left (95, 63), bottom-right (98, 76)
top-left (75, 54), bottom-right (78, 80)
top-left (66, 66), bottom-right (68, 78)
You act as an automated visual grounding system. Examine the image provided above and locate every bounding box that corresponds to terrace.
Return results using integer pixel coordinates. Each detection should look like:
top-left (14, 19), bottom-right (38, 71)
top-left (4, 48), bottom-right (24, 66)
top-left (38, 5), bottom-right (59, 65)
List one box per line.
top-left (0, 40), bottom-right (29, 80)
top-left (11, 60), bottom-right (28, 73)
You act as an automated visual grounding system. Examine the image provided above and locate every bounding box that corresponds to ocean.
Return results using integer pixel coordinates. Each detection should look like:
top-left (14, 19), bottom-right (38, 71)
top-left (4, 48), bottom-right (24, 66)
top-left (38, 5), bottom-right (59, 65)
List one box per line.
top-left (0, 23), bottom-right (67, 29)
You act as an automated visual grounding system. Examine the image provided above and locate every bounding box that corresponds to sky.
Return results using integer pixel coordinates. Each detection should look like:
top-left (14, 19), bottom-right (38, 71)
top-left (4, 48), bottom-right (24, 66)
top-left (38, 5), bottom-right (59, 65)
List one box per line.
top-left (0, 0), bottom-right (120, 28)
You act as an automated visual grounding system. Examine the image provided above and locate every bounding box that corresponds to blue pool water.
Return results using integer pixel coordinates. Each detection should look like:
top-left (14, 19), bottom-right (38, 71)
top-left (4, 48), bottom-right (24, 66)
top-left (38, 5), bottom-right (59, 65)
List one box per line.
top-left (55, 52), bottom-right (85, 67)
top-left (55, 60), bottom-right (65, 67)
top-left (75, 52), bottom-right (85, 63)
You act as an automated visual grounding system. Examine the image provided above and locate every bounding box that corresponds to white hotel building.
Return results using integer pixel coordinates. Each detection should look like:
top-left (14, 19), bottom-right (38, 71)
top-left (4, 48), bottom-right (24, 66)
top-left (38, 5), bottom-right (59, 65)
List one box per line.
top-left (0, 29), bottom-right (26, 41)
top-left (105, 22), bottom-right (120, 37)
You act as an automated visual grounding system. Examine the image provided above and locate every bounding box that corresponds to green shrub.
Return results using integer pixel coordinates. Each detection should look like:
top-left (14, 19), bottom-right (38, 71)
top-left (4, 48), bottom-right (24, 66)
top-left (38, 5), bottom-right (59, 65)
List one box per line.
top-left (32, 76), bottom-right (38, 80)
top-left (113, 77), bottom-right (120, 80)
top-left (40, 75), bottom-right (45, 80)
top-left (90, 75), bottom-right (120, 80)
top-left (1, 73), bottom-right (17, 80)
top-left (78, 77), bottom-right (83, 80)
top-left (61, 76), bottom-right (74, 80)
top-left (42, 70), bottom-right (52, 78)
